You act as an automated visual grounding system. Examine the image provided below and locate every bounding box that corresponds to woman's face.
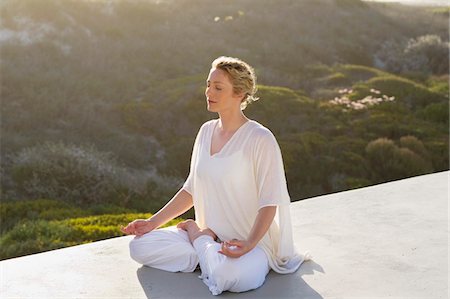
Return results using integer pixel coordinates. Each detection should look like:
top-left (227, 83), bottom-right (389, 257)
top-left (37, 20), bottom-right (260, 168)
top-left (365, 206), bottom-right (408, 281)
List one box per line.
top-left (205, 68), bottom-right (243, 113)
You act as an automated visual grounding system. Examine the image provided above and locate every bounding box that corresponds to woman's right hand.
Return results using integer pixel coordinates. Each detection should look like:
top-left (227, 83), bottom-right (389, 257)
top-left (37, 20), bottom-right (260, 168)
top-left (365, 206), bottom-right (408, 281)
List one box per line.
top-left (120, 219), bottom-right (158, 237)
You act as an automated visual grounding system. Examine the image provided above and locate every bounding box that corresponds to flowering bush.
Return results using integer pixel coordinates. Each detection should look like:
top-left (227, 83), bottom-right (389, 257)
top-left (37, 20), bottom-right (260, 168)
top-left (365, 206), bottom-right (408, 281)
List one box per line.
top-left (329, 88), bottom-right (395, 111)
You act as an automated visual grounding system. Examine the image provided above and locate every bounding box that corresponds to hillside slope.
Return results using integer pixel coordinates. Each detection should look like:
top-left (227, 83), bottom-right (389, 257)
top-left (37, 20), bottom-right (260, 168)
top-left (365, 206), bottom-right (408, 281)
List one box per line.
top-left (1, 0), bottom-right (448, 207)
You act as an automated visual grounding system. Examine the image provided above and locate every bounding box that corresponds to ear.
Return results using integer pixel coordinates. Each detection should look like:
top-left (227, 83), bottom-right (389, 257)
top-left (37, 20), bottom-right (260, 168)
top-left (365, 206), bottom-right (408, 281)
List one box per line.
top-left (233, 91), bottom-right (246, 102)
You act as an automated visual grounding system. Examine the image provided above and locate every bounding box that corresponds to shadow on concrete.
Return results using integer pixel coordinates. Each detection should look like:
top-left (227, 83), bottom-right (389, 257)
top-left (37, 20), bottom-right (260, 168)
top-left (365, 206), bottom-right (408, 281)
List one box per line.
top-left (137, 260), bottom-right (323, 299)
top-left (137, 266), bottom-right (212, 299)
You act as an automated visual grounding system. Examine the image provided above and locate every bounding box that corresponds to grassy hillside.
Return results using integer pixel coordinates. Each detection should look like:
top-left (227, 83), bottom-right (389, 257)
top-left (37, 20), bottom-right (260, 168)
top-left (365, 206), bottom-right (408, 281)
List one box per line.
top-left (0, 199), bottom-right (182, 259)
top-left (0, 0), bottom-right (448, 259)
top-left (120, 66), bottom-right (447, 196)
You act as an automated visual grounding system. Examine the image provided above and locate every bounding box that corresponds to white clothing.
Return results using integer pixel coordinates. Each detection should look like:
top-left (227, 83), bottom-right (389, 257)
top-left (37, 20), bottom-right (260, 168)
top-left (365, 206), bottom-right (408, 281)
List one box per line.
top-left (193, 235), bottom-right (269, 295)
top-left (129, 226), bottom-right (269, 295)
top-left (128, 118), bottom-right (310, 295)
top-left (183, 119), bottom-right (309, 274)
top-left (129, 226), bottom-right (198, 272)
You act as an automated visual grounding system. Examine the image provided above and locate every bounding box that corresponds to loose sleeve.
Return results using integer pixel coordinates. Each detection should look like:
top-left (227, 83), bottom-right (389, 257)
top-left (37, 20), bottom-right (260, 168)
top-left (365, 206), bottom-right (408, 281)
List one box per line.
top-left (182, 124), bottom-right (204, 195)
top-left (182, 170), bottom-right (194, 195)
top-left (254, 131), bottom-right (291, 209)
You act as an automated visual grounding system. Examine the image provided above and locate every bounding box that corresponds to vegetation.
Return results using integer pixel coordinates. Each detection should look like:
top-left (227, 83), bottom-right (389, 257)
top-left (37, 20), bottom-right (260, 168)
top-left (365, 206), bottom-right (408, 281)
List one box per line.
top-left (0, 199), bottom-right (182, 259)
top-left (374, 34), bottom-right (449, 75)
top-left (0, 0), bottom-right (448, 259)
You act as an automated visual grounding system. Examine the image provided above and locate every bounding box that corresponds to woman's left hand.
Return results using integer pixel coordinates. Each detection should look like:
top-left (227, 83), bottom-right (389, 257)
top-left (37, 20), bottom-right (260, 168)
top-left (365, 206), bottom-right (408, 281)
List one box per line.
top-left (218, 239), bottom-right (255, 258)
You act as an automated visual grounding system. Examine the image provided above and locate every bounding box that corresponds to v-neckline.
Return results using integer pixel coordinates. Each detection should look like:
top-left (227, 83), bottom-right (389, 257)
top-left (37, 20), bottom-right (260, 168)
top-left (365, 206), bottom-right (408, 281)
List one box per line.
top-left (209, 119), bottom-right (250, 158)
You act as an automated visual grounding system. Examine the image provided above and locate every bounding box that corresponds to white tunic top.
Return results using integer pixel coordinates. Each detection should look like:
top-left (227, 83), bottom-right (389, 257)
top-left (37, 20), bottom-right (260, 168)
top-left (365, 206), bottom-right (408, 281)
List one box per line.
top-left (182, 118), bottom-right (308, 274)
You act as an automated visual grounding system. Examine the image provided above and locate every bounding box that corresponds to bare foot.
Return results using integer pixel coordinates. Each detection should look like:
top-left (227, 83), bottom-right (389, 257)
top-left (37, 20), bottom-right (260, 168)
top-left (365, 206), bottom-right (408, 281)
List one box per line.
top-left (177, 219), bottom-right (217, 244)
top-left (176, 219), bottom-right (196, 230)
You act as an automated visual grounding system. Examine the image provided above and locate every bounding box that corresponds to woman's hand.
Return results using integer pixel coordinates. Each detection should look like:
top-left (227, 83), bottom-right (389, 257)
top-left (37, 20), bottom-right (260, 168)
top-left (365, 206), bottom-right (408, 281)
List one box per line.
top-left (218, 239), bottom-right (255, 258)
top-left (120, 219), bottom-right (158, 237)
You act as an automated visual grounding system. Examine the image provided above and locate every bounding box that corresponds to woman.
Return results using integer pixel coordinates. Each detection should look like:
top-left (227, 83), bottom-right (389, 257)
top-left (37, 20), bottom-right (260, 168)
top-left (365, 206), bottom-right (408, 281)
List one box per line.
top-left (121, 56), bottom-right (310, 295)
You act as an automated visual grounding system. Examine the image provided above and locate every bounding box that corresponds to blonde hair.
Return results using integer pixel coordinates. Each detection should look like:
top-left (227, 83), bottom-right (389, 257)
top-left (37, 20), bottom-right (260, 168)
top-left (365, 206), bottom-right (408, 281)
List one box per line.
top-left (211, 56), bottom-right (259, 110)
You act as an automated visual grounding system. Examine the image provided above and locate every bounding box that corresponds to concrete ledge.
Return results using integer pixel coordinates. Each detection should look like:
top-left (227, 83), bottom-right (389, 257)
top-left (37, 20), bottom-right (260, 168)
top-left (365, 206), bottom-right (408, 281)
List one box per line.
top-left (1, 171), bottom-right (448, 298)
top-left (290, 171), bottom-right (448, 299)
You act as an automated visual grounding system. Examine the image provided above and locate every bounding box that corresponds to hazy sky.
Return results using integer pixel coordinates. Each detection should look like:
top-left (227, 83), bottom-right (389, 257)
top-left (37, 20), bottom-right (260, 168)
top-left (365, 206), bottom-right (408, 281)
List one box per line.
top-left (362, 0), bottom-right (449, 6)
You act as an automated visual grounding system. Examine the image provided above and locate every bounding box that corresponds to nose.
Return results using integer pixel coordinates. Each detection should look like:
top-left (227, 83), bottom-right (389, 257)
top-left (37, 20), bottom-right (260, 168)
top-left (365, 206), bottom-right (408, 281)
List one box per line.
top-left (205, 86), bottom-right (211, 98)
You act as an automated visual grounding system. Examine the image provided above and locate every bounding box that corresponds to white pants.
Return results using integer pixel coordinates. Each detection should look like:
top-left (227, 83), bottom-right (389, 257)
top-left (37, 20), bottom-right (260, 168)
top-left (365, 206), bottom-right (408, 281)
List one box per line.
top-left (129, 226), bottom-right (270, 295)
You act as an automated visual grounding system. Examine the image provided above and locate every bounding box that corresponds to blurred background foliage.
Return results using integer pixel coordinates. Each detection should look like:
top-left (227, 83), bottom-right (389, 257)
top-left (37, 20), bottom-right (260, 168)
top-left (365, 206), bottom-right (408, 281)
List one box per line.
top-left (0, 0), bottom-right (448, 259)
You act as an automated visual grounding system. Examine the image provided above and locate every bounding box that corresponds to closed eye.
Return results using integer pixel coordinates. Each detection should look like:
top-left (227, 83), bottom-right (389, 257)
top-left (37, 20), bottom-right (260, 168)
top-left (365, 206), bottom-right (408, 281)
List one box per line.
top-left (206, 83), bottom-right (222, 91)
top-left (206, 80), bottom-right (223, 90)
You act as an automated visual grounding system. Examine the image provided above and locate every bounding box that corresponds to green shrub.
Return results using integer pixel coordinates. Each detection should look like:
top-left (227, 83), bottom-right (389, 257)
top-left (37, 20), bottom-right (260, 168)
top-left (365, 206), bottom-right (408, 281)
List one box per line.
top-left (303, 63), bottom-right (333, 78)
top-left (280, 132), bottom-right (332, 198)
top-left (136, 176), bottom-right (183, 211)
top-left (357, 112), bottom-right (415, 140)
top-left (335, 64), bottom-right (383, 83)
top-left (11, 141), bottom-right (132, 206)
top-left (365, 76), bottom-right (444, 109)
top-left (345, 177), bottom-right (372, 189)
top-left (404, 35), bottom-right (449, 75)
top-left (365, 136), bottom-right (434, 182)
top-left (245, 85), bottom-right (314, 135)
top-left (427, 76), bottom-right (449, 97)
top-left (0, 199), bottom-right (137, 234)
top-left (424, 139), bottom-right (449, 171)
top-left (399, 135), bottom-right (430, 160)
top-left (416, 102), bottom-right (449, 126)
top-left (0, 220), bottom-right (76, 259)
top-left (0, 213), bottom-right (182, 260)
top-left (320, 72), bottom-right (351, 87)
top-left (393, 147), bottom-right (432, 177)
top-left (0, 199), bottom-right (87, 234)
top-left (375, 34), bottom-right (449, 75)
top-left (85, 204), bottom-right (134, 215)
top-left (365, 138), bottom-right (397, 178)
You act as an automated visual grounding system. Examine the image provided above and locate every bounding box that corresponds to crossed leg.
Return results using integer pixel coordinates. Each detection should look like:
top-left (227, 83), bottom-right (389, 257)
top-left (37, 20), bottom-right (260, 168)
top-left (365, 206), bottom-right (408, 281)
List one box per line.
top-left (129, 225), bottom-right (199, 273)
top-left (129, 220), bottom-right (269, 295)
top-left (176, 219), bottom-right (270, 296)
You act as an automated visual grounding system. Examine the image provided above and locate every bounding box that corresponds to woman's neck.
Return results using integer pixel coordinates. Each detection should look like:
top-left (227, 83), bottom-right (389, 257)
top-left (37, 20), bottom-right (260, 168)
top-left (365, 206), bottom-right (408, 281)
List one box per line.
top-left (217, 110), bottom-right (249, 133)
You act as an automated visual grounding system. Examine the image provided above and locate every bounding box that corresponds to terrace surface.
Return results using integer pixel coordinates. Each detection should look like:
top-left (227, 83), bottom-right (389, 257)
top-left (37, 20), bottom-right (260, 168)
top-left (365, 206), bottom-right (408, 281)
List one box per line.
top-left (1, 171), bottom-right (448, 299)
